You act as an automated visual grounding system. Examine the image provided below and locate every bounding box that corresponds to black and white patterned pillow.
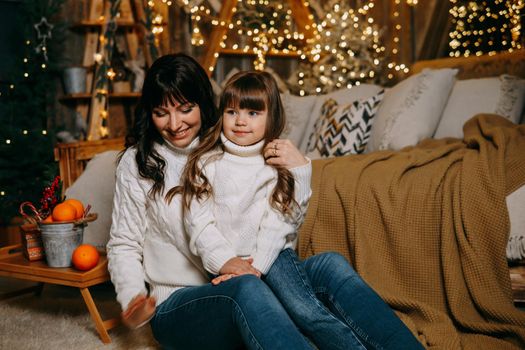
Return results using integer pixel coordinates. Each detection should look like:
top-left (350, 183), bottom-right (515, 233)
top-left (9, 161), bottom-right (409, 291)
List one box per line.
top-left (306, 90), bottom-right (384, 158)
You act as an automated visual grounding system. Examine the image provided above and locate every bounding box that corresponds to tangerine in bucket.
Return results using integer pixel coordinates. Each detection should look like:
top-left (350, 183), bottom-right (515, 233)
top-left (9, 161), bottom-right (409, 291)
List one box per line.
top-left (51, 202), bottom-right (77, 221)
top-left (63, 198), bottom-right (85, 219)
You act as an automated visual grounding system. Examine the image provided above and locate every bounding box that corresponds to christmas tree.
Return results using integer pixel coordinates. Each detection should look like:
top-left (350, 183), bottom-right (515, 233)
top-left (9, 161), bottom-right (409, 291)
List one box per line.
top-left (449, 0), bottom-right (523, 56)
top-left (0, 0), bottom-right (64, 223)
top-left (287, 0), bottom-right (386, 95)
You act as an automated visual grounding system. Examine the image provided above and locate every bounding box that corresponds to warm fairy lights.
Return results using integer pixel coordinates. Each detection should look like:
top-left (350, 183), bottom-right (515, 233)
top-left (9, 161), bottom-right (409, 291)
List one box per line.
top-left (189, 0), bottom-right (306, 71)
top-left (449, 0), bottom-right (523, 57)
top-left (184, 0), bottom-right (415, 91)
top-left (288, 0), bottom-right (387, 95)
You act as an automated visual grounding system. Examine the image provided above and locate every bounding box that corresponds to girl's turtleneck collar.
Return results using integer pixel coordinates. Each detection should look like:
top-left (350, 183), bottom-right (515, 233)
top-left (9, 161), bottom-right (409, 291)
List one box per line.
top-left (220, 133), bottom-right (264, 157)
top-left (163, 136), bottom-right (200, 155)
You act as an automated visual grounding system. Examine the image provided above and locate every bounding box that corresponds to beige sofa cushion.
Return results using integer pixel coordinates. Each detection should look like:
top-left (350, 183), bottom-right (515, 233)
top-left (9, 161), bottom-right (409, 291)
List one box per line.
top-left (434, 75), bottom-right (525, 139)
top-left (366, 68), bottom-right (458, 152)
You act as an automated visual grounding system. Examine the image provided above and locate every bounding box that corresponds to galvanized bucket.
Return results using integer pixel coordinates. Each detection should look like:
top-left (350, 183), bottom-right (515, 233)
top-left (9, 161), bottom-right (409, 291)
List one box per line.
top-left (63, 67), bottom-right (87, 94)
top-left (38, 222), bottom-right (84, 268)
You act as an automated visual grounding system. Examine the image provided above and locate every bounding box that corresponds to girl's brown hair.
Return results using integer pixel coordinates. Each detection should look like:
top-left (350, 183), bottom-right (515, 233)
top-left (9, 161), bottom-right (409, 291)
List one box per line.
top-left (166, 71), bottom-right (296, 216)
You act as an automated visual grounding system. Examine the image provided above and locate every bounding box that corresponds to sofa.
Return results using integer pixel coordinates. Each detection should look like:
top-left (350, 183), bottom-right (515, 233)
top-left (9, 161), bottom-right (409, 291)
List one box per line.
top-left (62, 50), bottom-right (525, 349)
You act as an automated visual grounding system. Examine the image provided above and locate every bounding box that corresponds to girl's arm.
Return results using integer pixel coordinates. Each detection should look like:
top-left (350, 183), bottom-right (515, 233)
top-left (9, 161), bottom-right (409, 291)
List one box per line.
top-left (184, 195), bottom-right (239, 275)
top-left (288, 160), bottom-right (312, 226)
top-left (107, 152), bottom-right (150, 313)
top-left (251, 204), bottom-right (297, 274)
top-left (264, 139), bottom-right (313, 224)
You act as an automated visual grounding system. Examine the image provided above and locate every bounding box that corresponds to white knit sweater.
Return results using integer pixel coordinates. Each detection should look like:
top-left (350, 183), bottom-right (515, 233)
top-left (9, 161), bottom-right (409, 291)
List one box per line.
top-left (184, 133), bottom-right (312, 275)
top-left (107, 137), bottom-right (311, 310)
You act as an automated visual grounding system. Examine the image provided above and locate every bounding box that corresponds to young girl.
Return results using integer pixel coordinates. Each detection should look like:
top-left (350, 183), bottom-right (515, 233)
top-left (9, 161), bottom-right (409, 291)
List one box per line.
top-left (172, 71), bottom-right (423, 349)
top-left (170, 70), bottom-right (311, 277)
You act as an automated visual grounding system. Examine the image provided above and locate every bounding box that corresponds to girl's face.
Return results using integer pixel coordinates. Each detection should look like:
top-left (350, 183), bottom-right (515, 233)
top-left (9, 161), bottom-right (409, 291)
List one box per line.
top-left (222, 106), bottom-right (267, 146)
top-left (152, 100), bottom-right (202, 148)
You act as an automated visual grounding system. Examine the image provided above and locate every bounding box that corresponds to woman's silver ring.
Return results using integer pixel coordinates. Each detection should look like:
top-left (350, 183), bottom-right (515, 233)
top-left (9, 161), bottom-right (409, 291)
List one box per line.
top-left (274, 143), bottom-right (278, 150)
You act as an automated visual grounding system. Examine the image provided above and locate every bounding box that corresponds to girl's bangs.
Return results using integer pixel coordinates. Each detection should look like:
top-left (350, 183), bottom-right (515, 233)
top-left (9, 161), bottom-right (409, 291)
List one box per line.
top-left (224, 84), bottom-right (267, 111)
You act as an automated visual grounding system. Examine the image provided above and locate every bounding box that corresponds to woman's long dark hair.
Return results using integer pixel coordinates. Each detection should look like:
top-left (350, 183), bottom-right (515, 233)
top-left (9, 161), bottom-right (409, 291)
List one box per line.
top-left (121, 53), bottom-right (218, 199)
top-left (168, 71), bottom-right (297, 216)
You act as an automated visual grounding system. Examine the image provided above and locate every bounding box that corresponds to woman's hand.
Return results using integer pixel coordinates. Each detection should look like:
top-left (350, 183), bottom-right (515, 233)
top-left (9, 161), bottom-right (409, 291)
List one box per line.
top-left (264, 139), bottom-right (308, 169)
top-left (121, 294), bottom-right (157, 329)
top-left (212, 257), bottom-right (261, 285)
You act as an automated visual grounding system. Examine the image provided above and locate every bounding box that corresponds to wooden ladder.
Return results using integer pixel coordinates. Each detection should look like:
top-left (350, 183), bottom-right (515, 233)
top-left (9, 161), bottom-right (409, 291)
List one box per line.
top-left (80, 0), bottom-right (151, 141)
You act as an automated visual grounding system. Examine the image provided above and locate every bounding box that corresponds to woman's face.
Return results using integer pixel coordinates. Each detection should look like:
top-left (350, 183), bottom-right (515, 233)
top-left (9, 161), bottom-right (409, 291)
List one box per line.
top-left (152, 100), bottom-right (202, 148)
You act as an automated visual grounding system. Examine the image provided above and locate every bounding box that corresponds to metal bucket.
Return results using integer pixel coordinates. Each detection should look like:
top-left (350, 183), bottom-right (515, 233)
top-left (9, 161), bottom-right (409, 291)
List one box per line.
top-left (38, 222), bottom-right (84, 268)
top-left (63, 67), bottom-right (87, 94)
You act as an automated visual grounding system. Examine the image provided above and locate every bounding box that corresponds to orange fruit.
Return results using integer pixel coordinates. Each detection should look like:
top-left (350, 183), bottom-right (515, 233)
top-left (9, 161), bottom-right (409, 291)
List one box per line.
top-left (64, 198), bottom-right (84, 219)
top-left (52, 202), bottom-right (77, 222)
top-left (42, 215), bottom-right (53, 223)
top-left (71, 244), bottom-right (100, 271)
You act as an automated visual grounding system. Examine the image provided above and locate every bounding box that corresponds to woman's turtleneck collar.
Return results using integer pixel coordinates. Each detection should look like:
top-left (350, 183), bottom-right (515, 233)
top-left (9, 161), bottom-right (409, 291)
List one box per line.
top-left (162, 135), bottom-right (200, 155)
top-left (220, 132), bottom-right (264, 158)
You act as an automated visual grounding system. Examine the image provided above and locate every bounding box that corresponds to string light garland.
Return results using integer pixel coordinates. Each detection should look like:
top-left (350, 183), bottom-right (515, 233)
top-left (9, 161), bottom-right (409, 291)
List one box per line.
top-left (93, 0), bottom-right (163, 138)
top-left (1, 0), bottom-right (65, 222)
top-left (143, 0), bottom-right (163, 61)
top-left (449, 0), bottom-right (523, 57)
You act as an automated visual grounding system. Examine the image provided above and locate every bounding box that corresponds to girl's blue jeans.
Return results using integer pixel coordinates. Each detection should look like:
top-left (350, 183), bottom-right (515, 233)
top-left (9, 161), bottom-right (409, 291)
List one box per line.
top-left (265, 249), bottom-right (425, 350)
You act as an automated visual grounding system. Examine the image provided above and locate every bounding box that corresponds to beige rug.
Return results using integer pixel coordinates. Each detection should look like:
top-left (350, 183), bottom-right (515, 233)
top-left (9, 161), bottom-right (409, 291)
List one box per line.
top-left (0, 278), bottom-right (159, 350)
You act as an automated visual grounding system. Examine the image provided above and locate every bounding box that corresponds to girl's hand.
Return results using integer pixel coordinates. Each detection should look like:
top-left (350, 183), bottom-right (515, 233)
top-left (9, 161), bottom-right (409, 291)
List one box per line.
top-left (219, 257), bottom-right (261, 278)
top-left (121, 294), bottom-right (157, 329)
top-left (264, 139), bottom-right (308, 169)
top-left (213, 257), bottom-right (261, 285)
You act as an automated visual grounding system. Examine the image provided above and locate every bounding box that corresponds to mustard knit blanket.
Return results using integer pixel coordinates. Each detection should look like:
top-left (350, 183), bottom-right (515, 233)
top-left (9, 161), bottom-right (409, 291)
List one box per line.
top-left (298, 114), bottom-right (525, 349)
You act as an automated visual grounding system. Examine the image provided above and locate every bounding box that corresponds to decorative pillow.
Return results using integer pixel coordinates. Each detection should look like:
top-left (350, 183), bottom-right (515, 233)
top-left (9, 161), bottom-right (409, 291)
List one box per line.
top-left (298, 84), bottom-right (384, 153)
top-left (280, 93), bottom-right (318, 147)
top-left (434, 75), bottom-right (525, 139)
top-left (65, 150), bottom-right (119, 250)
top-left (506, 184), bottom-right (525, 261)
top-left (366, 68), bottom-right (458, 152)
top-left (305, 90), bottom-right (385, 159)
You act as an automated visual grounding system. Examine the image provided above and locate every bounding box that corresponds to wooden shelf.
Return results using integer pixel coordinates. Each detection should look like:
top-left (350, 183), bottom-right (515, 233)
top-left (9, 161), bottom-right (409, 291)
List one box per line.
top-left (219, 48), bottom-right (301, 58)
top-left (72, 19), bottom-right (136, 29)
top-left (60, 92), bottom-right (141, 102)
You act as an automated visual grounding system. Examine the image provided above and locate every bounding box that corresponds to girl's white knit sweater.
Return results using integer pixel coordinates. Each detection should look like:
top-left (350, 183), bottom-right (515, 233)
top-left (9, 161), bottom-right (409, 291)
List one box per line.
top-left (184, 134), bottom-right (312, 275)
top-left (107, 137), bottom-right (311, 311)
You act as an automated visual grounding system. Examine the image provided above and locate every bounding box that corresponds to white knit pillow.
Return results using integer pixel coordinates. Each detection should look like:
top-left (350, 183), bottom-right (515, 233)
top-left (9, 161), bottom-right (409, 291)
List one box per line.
top-left (65, 150), bottom-right (119, 249)
top-left (434, 75), bottom-right (525, 139)
top-left (280, 93), bottom-right (318, 147)
top-left (506, 184), bottom-right (525, 261)
top-left (366, 68), bottom-right (458, 152)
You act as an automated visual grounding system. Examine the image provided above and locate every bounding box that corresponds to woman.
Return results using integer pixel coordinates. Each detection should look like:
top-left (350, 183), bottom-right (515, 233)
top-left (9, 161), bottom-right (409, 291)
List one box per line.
top-left (107, 53), bottom-right (312, 349)
top-left (107, 53), bottom-right (423, 350)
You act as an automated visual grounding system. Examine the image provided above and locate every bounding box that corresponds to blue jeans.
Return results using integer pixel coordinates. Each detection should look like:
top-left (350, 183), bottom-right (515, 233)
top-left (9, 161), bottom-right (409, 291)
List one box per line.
top-left (265, 249), bottom-right (366, 350)
top-left (150, 274), bottom-right (313, 350)
top-left (266, 249), bottom-right (424, 350)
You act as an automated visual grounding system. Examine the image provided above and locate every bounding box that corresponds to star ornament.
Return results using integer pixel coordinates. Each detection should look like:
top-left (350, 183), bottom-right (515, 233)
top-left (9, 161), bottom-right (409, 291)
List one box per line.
top-left (34, 17), bottom-right (54, 40)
